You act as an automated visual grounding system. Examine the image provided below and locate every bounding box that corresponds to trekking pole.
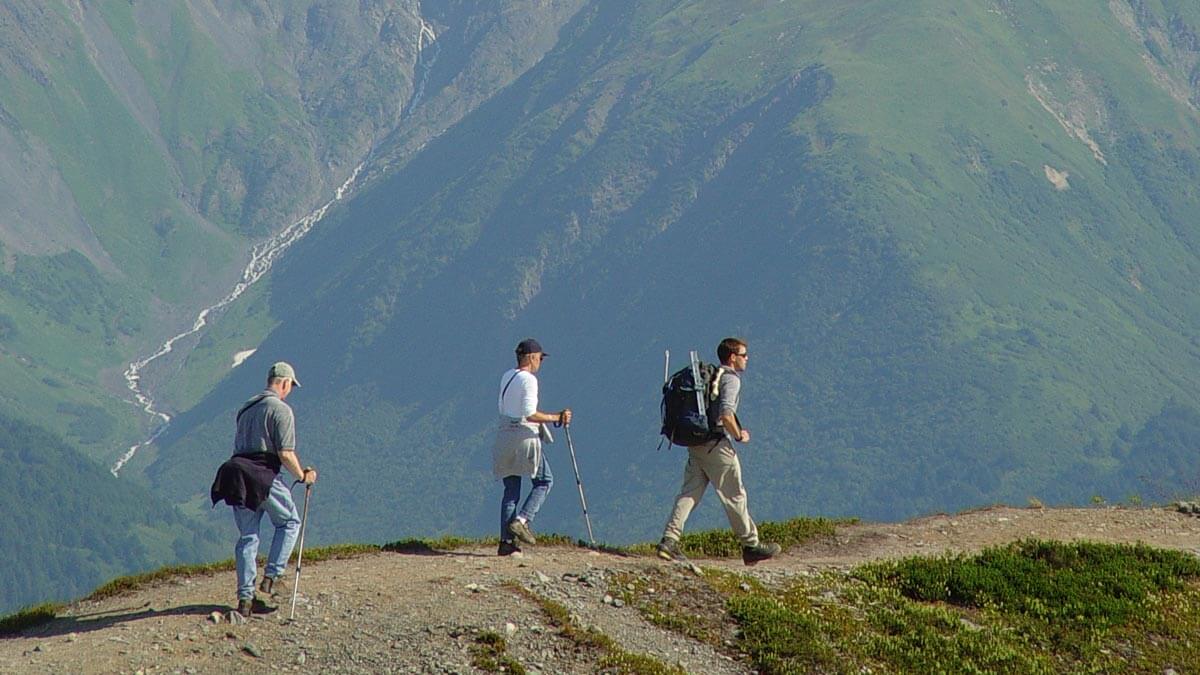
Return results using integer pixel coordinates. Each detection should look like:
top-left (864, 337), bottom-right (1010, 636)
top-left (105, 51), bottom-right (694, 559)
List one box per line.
top-left (289, 481), bottom-right (313, 620)
top-left (563, 425), bottom-right (596, 547)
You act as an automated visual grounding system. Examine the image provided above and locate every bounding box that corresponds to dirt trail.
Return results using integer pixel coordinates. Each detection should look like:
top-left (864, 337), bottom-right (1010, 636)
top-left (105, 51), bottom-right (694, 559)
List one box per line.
top-left (4, 506), bottom-right (1199, 674)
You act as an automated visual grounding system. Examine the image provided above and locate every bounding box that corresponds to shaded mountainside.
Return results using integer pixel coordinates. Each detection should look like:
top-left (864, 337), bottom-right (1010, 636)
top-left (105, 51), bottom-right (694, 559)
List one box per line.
top-left (4, 507), bottom-right (1200, 672)
top-left (0, 413), bottom-right (224, 615)
top-left (149, 0), bottom-right (1200, 548)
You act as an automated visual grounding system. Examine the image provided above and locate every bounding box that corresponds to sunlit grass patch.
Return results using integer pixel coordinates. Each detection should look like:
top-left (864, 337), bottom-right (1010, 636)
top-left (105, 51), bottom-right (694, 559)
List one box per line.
top-left (470, 630), bottom-right (526, 674)
top-left (857, 540), bottom-right (1200, 627)
top-left (625, 517), bottom-right (851, 558)
top-left (85, 560), bottom-right (236, 602)
top-left (510, 583), bottom-right (685, 674)
top-left (724, 570), bottom-right (1053, 673)
top-left (0, 603), bottom-right (64, 636)
top-left (302, 543), bottom-right (382, 562)
top-left (610, 568), bottom-right (733, 649)
top-left (621, 541), bottom-right (1200, 672)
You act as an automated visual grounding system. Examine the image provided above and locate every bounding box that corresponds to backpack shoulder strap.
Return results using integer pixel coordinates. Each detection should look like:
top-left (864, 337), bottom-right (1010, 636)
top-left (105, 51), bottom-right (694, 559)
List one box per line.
top-left (501, 371), bottom-right (522, 399)
top-left (711, 365), bottom-right (728, 400)
top-left (235, 394), bottom-right (269, 424)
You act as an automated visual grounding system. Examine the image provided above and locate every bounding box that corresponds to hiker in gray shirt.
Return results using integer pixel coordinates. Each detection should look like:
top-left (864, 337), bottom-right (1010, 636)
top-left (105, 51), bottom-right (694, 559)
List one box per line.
top-left (657, 338), bottom-right (781, 566)
top-left (211, 361), bottom-right (317, 617)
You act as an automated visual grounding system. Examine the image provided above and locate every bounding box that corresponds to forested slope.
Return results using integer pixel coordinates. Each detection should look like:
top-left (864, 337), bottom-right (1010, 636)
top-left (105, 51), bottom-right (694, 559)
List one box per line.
top-left (0, 413), bottom-right (224, 614)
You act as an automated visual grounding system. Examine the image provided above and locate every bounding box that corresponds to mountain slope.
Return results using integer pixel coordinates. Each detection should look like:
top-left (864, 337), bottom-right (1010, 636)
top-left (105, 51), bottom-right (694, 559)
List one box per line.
top-left (0, 0), bottom-right (452, 620)
top-left (0, 413), bottom-right (224, 615)
top-left (140, 0), bottom-right (1200, 542)
top-left (0, 0), bottom-right (435, 460)
top-left (148, 0), bottom-right (1200, 547)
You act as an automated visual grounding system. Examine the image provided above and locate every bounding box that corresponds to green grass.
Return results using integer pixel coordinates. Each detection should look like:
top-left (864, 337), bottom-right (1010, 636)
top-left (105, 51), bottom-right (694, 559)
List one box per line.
top-left (470, 631), bottom-right (527, 674)
top-left (626, 517), bottom-right (850, 558)
top-left (858, 540), bottom-right (1200, 627)
top-left (0, 603), bottom-right (65, 636)
top-left (611, 569), bottom-right (733, 649)
top-left (511, 584), bottom-right (686, 674)
top-left (0, 514), bottom-right (840, 633)
top-left (8, 519), bottom-right (1200, 672)
top-left (621, 539), bottom-right (1200, 673)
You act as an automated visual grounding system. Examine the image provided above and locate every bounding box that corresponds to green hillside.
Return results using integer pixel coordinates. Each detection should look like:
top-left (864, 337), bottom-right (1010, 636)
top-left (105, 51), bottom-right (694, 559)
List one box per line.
top-left (0, 0), bottom-right (440, 617)
top-left (7, 0), bottom-right (1200, 613)
top-left (0, 413), bottom-right (224, 615)
top-left (0, 0), bottom-right (426, 460)
top-left (144, 0), bottom-right (1200, 550)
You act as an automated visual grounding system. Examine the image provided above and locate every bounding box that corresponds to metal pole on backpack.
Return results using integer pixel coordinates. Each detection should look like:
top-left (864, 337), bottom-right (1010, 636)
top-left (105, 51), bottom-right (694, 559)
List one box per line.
top-left (563, 425), bottom-right (596, 547)
top-left (289, 482), bottom-right (312, 620)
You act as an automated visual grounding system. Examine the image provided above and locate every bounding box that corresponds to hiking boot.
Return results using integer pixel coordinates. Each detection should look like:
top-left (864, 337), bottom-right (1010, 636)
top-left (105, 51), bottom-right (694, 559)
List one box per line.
top-left (236, 597), bottom-right (275, 617)
top-left (742, 542), bottom-right (781, 566)
top-left (507, 518), bottom-right (537, 546)
top-left (656, 537), bottom-right (688, 562)
top-left (258, 575), bottom-right (287, 597)
top-left (498, 541), bottom-right (523, 557)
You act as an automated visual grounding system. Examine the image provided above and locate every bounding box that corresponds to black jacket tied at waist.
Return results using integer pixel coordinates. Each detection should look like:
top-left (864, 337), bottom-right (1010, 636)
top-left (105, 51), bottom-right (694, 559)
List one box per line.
top-left (210, 452), bottom-right (282, 512)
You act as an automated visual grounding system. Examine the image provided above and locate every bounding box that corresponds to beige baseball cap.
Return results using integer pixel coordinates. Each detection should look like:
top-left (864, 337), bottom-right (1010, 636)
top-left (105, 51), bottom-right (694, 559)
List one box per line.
top-left (268, 361), bottom-right (302, 387)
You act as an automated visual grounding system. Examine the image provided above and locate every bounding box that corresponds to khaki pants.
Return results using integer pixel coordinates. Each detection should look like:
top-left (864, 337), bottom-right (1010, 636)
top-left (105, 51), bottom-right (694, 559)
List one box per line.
top-left (662, 439), bottom-right (759, 547)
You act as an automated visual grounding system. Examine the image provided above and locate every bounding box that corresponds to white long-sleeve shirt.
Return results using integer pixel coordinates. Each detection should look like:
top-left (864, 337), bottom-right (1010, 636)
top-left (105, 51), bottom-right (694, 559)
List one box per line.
top-left (498, 368), bottom-right (537, 419)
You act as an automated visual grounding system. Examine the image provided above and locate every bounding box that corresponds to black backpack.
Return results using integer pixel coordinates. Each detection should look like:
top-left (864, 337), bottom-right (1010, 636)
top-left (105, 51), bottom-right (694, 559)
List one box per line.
top-left (660, 361), bottom-right (728, 447)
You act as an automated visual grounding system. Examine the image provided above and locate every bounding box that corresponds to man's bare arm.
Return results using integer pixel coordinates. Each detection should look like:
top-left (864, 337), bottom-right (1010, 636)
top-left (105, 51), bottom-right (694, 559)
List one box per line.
top-left (279, 449), bottom-right (317, 484)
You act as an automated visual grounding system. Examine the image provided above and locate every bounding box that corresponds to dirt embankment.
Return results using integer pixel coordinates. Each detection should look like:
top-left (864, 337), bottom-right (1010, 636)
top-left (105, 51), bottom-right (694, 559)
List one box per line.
top-left (4, 506), bottom-right (1200, 674)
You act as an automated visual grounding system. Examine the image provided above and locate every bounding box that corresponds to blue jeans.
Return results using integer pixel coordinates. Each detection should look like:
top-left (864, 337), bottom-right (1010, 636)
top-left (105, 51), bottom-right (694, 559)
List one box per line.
top-left (500, 457), bottom-right (553, 542)
top-left (233, 475), bottom-right (301, 600)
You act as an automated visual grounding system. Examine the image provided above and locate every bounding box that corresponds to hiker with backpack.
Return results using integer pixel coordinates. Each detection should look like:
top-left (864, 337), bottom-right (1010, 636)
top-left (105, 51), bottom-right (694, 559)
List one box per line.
top-left (210, 362), bottom-right (317, 617)
top-left (656, 338), bottom-right (781, 566)
top-left (492, 338), bottom-right (572, 556)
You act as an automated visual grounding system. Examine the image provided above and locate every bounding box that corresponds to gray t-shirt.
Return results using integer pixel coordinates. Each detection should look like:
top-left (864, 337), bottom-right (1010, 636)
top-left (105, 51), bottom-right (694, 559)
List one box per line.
top-left (233, 390), bottom-right (296, 456)
top-left (715, 369), bottom-right (741, 424)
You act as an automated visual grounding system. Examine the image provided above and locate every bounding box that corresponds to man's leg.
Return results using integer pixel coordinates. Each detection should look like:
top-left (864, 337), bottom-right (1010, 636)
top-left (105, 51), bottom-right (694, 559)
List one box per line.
top-left (500, 476), bottom-right (522, 541)
top-left (233, 506), bottom-right (263, 601)
top-left (661, 449), bottom-right (711, 542)
top-left (702, 443), bottom-right (759, 547)
top-left (518, 456), bottom-right (553, 523)
top-left (262, 476), bottom-right (302, 582)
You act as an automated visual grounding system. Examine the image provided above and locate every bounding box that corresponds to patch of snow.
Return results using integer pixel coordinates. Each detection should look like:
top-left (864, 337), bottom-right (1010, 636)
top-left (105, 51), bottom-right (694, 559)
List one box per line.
top-left (232, 349), bottom-right (257, 369)
top-left (1044, 165), bottom-right (1070, 190)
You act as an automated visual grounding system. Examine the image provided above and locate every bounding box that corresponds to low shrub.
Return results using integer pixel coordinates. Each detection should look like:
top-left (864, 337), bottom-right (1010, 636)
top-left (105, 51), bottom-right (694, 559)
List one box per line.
top-left (0, 603), bottom-right (63, 635)
top-left (858, 540), bottom-right (1200, 626)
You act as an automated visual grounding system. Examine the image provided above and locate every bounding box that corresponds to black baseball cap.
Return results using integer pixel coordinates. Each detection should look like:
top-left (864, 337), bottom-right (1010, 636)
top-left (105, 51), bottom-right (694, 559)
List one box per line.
top-left (515, 338), bottom-right (547, 356)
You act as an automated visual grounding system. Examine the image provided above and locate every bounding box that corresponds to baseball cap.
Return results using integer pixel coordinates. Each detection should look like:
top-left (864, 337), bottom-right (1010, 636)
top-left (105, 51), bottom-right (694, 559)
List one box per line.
top-left (268, 361), bottom-right (302, 387)
top-left (515, 338), bottom-right (547, 357)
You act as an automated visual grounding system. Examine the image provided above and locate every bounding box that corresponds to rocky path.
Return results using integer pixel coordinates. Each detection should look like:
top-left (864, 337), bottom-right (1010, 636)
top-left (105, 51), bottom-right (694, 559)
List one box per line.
top-left (4, 506), bottom-right (1200, 674)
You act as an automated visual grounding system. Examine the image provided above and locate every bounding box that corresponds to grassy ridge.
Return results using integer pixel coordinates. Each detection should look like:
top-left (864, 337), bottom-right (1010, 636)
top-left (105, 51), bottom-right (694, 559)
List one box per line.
top-left (7, 516), bottom-right (1200, 671)
top-left (623, 540), bottom-right (1200, 673)
top-left (0, 517), bottom-right (830, 635)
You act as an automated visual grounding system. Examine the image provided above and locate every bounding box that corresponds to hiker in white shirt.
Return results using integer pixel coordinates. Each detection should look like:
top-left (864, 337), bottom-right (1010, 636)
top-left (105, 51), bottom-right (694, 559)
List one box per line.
top-left (492, 338), bottom-right (572, 556)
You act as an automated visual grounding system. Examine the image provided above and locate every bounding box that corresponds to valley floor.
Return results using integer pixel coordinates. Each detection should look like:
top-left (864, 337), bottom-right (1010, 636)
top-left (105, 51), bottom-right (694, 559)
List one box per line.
top-left (4, 505), bottom-right (1200, 673)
